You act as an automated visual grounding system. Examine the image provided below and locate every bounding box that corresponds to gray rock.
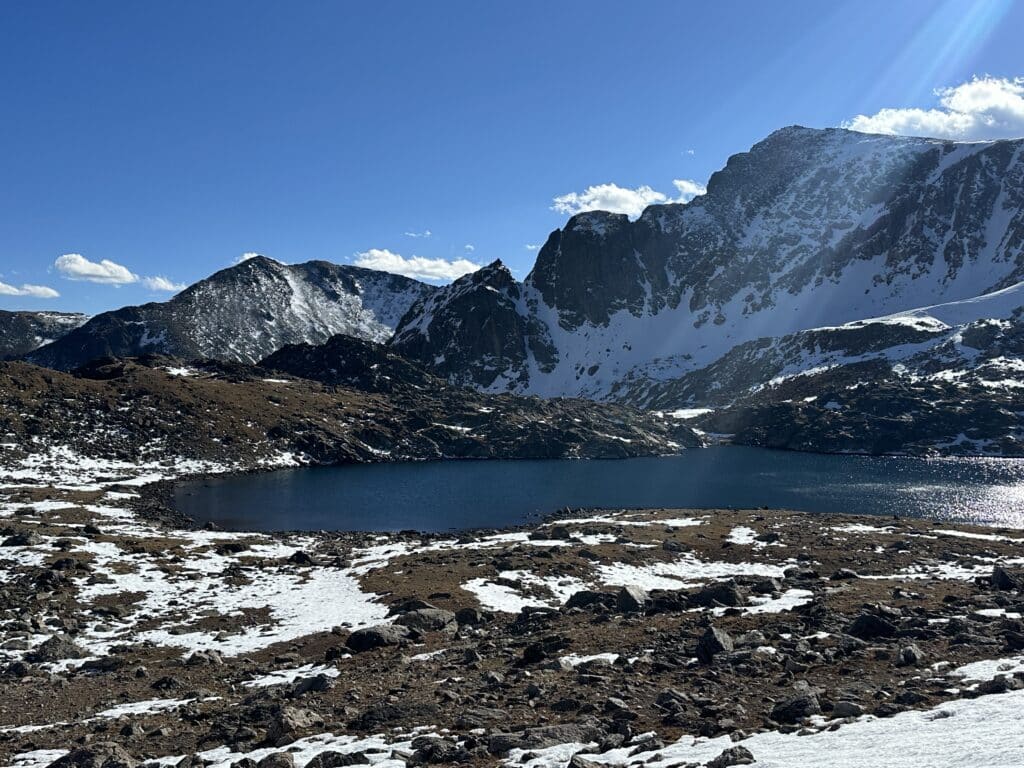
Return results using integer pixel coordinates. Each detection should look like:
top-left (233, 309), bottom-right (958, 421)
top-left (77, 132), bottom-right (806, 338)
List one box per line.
top-left (897, 644), bottom-right (925, 667)
top-left (266, 705), bottom-right (324, 745)
top-left (488, 723), bottom-right (604, 754)
top-left (846, 613), bottom-right (898, 640)
top-left (28, 634), bottom-right (87, 663)
top-left (616, 585), bottom-right (650, 613)
top-left (47, 744), bottom-right (137, 768)
top-left (394, 608), bottom-right (457, 634)
top-left (770, 693), bottom-right (821, 724)
top-left (706, 745), bottom-right (755, 768)
top-left (832, 700), bottom-right (863, 718)
top-left (564, 590), bottom-right (610, 609)
top-left (305, 753), bottom-right (370, 768)
top-left (690, 581), bottom-right (746, 608)
top-left (255, 755), bottom-right (294, 768)
top-left (697, 626), bottom-right (734, 664)
top-left (346, 624), bottom-right (413, 653)
top-left (992, 565), bottom-right (1021, 591)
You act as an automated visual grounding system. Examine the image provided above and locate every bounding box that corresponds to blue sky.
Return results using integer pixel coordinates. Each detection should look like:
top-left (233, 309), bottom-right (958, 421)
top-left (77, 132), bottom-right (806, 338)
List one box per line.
top-left (2, 0), bottom-right (1023, 314)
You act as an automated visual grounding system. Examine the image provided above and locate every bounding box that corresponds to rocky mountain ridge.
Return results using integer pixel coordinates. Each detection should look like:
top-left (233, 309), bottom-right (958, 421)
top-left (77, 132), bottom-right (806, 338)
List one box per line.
top-left (27, 257), bottom-right (435, 370)
top-left (0, 355), bottom-right (699, 473)
top-left (391, 126), bottom-right (1024, 402)
top-left (0, 310), bottom-right (87, 359)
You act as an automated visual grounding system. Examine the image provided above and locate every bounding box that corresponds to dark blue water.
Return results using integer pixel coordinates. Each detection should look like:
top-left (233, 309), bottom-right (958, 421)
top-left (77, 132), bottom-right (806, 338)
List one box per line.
top-left (172, 447), bottom-right (1024, 532)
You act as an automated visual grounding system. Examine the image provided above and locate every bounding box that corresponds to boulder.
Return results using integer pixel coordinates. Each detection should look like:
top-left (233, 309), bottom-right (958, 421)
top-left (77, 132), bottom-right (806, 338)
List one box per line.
top-left (690, 581), bottom-right (746, 608)
top-left (305, 753), bottom-right (370, 768)
top-left (266, 705), bottom-right (324, 745)
top-left (47, 744), bottom-right (137, 768)
top-left (394, 608), bottom-right (457, 634)
top-left (832, 700), bottom-right (863, 718)
top-left (564, 590), bottom-right (610, 610)
top-left (488, 723), bottom-right (604, 754)
top-left (345, 624), bottom-right (413, 653)
top-left (846, 612), bottom-right (898, 640)
top-left (897, 644), bottom-right (925, 667)
top-left (255, 755), bottom-right (294, 768)
top-left (28, 634), bottom-right (87, 663)
top-left (770, 693), bottom-right (821, 724)
top-left (616, 585), bottom-right (650, 613)
top-left (706, 745), bottom-right (755, 767)
top-left (696, 626), bottom-right (734, 664)
top-left (992, 565), bottom-right (1021, 591)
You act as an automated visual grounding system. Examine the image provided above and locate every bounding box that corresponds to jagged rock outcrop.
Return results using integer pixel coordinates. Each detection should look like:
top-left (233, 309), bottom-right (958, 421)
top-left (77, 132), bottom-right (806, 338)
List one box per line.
top-left (390, 260), bottom-right (556, 389)
top-left (260, 334), bottom-right (437, 393)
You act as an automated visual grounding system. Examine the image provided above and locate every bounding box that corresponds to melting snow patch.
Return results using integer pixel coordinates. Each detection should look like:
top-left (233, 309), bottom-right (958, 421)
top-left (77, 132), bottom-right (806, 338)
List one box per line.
top-left (150, 730), bottom-right (431, 768)
top-left (242, 664), bottom-right (341, 688)
top-left (831, 523), bottom-right (896, 534)
top-left (95, 698), bottom-right (197, 719)
top-left (712, 588), bottom-right (814, 616)
top-left (463, 570), bottom-right (589, 613)
top-left (560, 652), bottom-right (620, 667)
top-left (556, 514), bottom-right (704, 528)
top-left (595, 555), bottom-right (786, 592)
top-left (505, 689), bottom-right (1024, 768)
top-left (933, 528), bottom-right (1024, 543)
top-left (949, 655), bottom-right (1024, 683)
top-left (726, 526), bottom-right (759, 545)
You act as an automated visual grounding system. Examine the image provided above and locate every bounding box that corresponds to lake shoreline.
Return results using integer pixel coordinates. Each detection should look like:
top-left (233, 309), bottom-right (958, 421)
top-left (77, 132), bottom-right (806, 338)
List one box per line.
top-left (2, 484), bottom-right (1024, 767)
top-left (165, 447), bottom-right (1024, 534)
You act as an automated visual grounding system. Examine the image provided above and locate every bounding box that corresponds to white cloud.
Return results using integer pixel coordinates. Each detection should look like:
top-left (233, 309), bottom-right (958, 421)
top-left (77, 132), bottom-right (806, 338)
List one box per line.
top-left (233, 252), bottom-right (263, 265)
top-left (524, 244), bottom-right (541, 251)
top-left (143, 276), bottom-right (187, 292)
top-left (54, 252), bottom-right (185, 293)
top-left (353, 248), bottom-right (481, 282)
top-left (464, 244), bottom-right (475, 252)
top-left (55, 253), bottom-right (138, 285)
top-left (0, 281), bottom-right (59, 298)
top-left (403, 229), bottom-right (432, 238)
top-left (845, 76), bottom-right (1024, 140)
top-left (552, 178), bottom-right (707, 219)
top-left (672, 179), bottom-right (707, 202)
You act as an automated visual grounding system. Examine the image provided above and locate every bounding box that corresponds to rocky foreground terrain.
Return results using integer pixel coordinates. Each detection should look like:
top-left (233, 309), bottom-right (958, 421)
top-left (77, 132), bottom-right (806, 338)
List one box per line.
top-left (2, 448), bottom-right (1024, 767)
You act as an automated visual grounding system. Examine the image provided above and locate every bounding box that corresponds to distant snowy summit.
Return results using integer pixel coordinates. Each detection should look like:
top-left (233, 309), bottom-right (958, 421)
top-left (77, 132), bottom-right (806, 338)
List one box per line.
top-left (391, 126), bottom-right (1024, 401)
top-left (0, 310), bottom-right (87, 359)
top-left (27, 256), bottom-right (435, 370)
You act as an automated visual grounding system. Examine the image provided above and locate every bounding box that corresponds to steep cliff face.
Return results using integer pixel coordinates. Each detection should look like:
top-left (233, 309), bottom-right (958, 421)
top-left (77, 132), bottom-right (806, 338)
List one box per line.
top-left (391, 126), bottom-right (1024, 400)
top-left (29, 257), bottom-right (435, 370)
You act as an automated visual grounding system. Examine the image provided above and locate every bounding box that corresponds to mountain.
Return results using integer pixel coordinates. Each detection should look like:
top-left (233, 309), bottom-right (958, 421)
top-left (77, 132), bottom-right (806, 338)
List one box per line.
top-left (391, 126), bottom-right (1024, 402)
top-left (649, 281), bottom-right (1024, 456)
top-left (627, 280), bottom-right (1024, 409)
top-left (390, 261), bottom-right (557, 389)
top-left (28, 257), bottom-right (435, 370)
top-left (0, 310), bottom-right (87, 359)
top-left (260, 334), bottom-right (439, 393)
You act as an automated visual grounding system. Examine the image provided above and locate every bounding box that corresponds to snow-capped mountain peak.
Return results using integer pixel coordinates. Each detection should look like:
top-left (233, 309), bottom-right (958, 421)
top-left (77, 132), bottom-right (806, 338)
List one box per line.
top-left (391, 126), bottom-right (1024, 400)
top-left (29, 257), bottom-right (436, 370)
